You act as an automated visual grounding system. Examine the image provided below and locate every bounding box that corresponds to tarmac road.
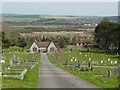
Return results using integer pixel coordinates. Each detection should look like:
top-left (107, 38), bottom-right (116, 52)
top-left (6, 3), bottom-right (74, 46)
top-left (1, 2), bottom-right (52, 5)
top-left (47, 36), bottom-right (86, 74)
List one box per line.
top-left (39, 53), bottom-right (100, 88)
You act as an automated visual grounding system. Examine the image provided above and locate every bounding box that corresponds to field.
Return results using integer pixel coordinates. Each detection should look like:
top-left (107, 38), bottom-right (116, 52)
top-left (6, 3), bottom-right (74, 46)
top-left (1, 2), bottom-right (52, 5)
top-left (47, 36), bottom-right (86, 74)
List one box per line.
top-left (20, 31), bottom-right (93, 38)
top-left (48, 47), bottom-right (119, 88)
top-left (1, 47), bottom-right (40, 88)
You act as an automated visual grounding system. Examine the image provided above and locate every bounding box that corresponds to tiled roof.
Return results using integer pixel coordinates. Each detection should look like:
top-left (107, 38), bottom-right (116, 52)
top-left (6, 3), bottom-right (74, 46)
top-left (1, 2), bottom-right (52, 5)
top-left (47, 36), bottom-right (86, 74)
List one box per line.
top-left (36, 41), bottom-right (50, 48)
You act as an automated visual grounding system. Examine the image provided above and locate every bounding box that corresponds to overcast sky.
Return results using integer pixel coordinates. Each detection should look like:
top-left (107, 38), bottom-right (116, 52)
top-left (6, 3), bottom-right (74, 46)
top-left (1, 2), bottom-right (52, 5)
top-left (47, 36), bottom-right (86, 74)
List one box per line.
top-left (2, 2), bottom-right (118, 16)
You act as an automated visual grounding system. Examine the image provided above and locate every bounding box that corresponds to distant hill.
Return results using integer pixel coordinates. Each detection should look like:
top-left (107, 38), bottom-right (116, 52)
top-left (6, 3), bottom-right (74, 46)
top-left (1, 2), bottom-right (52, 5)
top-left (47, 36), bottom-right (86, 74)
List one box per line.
top-left (2, 14), bottom-right (118, 27)
top-left (2, 14), bottom-right (41, 18)
top-left (107, 16), bottom-right (118, 23)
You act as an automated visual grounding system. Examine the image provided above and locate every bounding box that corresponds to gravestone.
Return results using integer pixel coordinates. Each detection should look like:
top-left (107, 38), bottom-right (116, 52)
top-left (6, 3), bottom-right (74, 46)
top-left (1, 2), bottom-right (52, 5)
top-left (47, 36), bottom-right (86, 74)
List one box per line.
top-left (94, 61), bottom-right (98, 64)
top-left (90, 66), bottom-right (94, 71)
top-left (107, 70), bottom-right (112, 78)
top-left (101, 75), bottom-right (105, 82)
top-left (13, 55), bottom-right (16, 62)
top-left (108, 58), bottom-right (110, 61)
top-left (9, 59), bottom-right (13, 66)
top-left (79, 52), bottom-right (81, 54)
top-left (75, 58), bottom-right (77, 62)
top-left (95, 61), bottom-right (98, 64)
top-left (115, 61), bottom-right (117, 64)
top-left (79, 62), bottom-right (83, 68)
top-left (91, 61), bottom-right (95, 64)
top-left (65, 59), bottom-right (68, 65)
top-left (88, 62), bottom-right (91, 68)
top-left (101, 60), bottom-right (103, 63)
top-left (89, 58), bottom-right (91, 61)
top-left (111, 61), bottom-right (113, 64)
top-left (102, 56), bottom-right (105, 61)
top-left (73, 57), bottom-right (74, 59)
top-left (7, 67), bottom-right (10, 70)
top-left (71, 59), bottom-right (73, 62)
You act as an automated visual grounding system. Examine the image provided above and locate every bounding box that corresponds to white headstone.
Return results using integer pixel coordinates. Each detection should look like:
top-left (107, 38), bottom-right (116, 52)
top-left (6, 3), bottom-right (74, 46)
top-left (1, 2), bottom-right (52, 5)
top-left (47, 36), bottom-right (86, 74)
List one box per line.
top-left (108, 58), bottom-right (110, 61)
top-left (85, 55), bottom-right (87, 57)
top-left (0, 60), bottom-right (5, 63)
top-left (89, 58), bottom-right (91, 61)
top-left (115, 61), bottom-right (117, 64)
top-left (8, 67), bottom-right (10, 70)
top-left (111, 61), bottom-right (113, 64)
top-left (75, 59), bottom-right (77, 62)
top-left (79, 52), bottom-right (81, 54)
top-left (101, 60), bottom-right (103, 63)
top-left (71, 59), bottom-right (73, 62)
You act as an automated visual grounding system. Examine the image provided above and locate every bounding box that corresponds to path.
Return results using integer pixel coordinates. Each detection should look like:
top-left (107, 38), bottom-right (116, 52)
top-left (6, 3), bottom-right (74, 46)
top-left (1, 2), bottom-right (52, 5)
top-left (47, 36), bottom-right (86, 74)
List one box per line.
top-left (39, 53), bottom-right (100, 88)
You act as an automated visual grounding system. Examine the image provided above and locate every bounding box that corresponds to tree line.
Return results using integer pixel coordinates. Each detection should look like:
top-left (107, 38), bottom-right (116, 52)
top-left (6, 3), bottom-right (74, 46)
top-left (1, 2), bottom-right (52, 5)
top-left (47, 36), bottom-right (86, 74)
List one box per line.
top-left (94, 18), bottom-right (120, 54)
top-left (1, 31), bottom-right (71, 49)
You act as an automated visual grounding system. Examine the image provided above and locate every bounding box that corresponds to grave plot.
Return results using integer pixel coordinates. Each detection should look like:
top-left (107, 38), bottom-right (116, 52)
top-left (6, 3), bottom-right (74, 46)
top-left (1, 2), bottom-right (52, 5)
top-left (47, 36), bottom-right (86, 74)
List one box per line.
top-left (2, 47), bottom-right (40, 88)
top-left (47, 47), bottom-right (119, 88)
top-left (1, 47), bottom-right (38, 80)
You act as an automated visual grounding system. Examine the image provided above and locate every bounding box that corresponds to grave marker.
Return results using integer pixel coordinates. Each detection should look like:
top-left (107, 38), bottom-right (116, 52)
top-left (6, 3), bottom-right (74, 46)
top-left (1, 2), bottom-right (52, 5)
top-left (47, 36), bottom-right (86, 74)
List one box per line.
top-left (79, 52), bottom-right (81, 54)
top-left (108, 58), bottom-right (110, 61)
top-left (101, 60), bottom-right (103, 63)
top-left (65, 59), bottom-right (68, 65)
top-left (111, 61), bottom-right (113, 64)
top-left (71, 59), bottom-right (73, 62)
top-left (88, 62), bottom-right (91, 68)
top-left (90, 66), bottom-right (94, 71)
top-left (75, 59), bottom-right (77, 62)
top-left (107, 70), bottom-right (112, 78)
top-left (9, 59), bottom-right (13, 66)
top-left (89, 58), bottom-right (91, 61)
top-left (73, 57), bottom-right (74, 59)
top-left (115, 61), bottom-right (117, 64)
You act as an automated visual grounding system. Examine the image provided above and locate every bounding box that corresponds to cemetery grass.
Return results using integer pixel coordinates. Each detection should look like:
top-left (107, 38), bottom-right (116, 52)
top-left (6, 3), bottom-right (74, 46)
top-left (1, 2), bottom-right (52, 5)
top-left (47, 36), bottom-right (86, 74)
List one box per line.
top-left (47, 47), bottom-right (119, 88)
top-left (2, 47), bottom-right (40, 88)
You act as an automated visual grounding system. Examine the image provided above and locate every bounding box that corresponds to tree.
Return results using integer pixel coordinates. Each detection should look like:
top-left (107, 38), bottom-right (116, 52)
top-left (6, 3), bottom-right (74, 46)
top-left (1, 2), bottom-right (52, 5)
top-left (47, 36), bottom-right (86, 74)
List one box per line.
top-left (94, 18), bottom-right (120, 54)
top-left (59, 38), bottom-right (65, 48)
top-left (18, 37), bottom-right (27, 48)
top-left (59, 37), bottom-right (70, 48)
top-left (2, 32), bottom-right (10, 48)
top-left (42, 35), bottom-right (46, 41)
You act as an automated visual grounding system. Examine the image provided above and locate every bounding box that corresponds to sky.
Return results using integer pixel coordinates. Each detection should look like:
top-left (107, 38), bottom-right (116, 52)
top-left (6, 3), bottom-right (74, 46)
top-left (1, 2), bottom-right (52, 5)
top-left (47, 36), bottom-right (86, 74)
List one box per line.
top-left (2, 2), bottom-right (118, 16)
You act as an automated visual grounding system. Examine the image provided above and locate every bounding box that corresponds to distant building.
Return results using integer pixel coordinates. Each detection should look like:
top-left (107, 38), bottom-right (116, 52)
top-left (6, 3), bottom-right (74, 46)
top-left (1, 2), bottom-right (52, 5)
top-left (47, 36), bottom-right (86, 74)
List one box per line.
top-left (74, 38), bottom-right (93, 46)
top-left (29, 40), bottom-right (58, 53)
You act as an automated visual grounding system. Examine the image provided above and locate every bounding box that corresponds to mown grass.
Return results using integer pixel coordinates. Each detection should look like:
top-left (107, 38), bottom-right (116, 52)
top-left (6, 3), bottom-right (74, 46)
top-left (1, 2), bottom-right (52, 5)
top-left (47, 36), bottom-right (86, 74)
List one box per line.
top-left (47, 47), bottom-right (119, 88)
top-left (57, 47), bottom-right (119, 66)
top-left (2, 47), bottom-right (40, 88)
